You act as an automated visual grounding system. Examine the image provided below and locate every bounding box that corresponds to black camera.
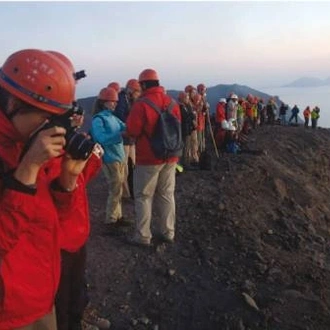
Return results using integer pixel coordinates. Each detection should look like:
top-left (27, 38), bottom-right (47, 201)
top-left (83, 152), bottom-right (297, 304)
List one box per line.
top-left (23, 103), bottom-right (95, 161)
top-left (45, 103), bottom-right (95, 160)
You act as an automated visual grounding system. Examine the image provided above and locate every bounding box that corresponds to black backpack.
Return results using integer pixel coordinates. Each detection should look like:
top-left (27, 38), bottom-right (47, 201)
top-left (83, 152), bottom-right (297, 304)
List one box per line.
top-left (141, 97), bottom-right (183, 159)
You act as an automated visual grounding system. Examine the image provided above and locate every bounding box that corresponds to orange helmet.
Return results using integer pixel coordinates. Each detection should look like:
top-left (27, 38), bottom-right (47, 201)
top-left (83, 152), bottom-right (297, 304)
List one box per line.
top-left (107, 82), bottom-right (121, 93)
top-left (138, 68), bottom-right (159, 82)
top-left (47, 50), bottom-right (74, 73)
top-left (98, 87), bottom-right (118, 102)
top-left (178, 91), bottom-right (187, 103)
top-left (184, 85), bottom-right (194, 93)
top-left (197, 83), bottom-right (206, 94)
top-left (0, 49), bottom-right (76, 115)
top-left (126, 78), bottom-right (141, 92)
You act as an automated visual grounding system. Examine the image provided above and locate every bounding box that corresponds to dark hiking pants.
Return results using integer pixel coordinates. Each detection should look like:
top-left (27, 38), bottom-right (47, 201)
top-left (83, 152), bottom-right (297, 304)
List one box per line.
top-left (55, 246), bottom-right (89, 330)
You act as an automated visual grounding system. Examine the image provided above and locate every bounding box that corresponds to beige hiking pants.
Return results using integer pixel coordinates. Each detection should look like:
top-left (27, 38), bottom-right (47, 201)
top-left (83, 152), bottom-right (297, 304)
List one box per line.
top-left (15, 307), bottom-right (57, 330)
top-left (133, 163), bottom-right (176, 244)
top-left (122, 145), bottom-right (136, 198)
top-left (190, 130), bottom-right (199, 162)
top-left (102, 162), bottom-right (125, 223)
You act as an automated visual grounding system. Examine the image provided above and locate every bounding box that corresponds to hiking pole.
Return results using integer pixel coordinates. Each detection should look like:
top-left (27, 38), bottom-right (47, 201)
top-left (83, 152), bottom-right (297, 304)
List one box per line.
top-left (206, 107), bottom-right (220, 159)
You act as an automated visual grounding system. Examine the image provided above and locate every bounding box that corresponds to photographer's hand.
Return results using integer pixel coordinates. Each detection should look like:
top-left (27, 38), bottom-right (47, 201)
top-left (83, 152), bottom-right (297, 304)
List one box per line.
top-left (59, 143), bottom-right (104, 191)
top-left (14, 126), bottom-right (67, 186)
top-left (59, 152), bottom-right (91, 191)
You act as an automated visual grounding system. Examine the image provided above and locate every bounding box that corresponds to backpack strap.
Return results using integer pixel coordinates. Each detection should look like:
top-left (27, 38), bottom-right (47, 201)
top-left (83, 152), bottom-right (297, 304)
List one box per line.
top-left (139, 97), bottom-right (175, 115)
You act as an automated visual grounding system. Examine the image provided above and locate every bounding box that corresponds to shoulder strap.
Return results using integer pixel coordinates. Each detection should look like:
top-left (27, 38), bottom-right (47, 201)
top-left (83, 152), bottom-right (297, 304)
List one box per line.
top-left (140, 97), bottom-right (176, 115)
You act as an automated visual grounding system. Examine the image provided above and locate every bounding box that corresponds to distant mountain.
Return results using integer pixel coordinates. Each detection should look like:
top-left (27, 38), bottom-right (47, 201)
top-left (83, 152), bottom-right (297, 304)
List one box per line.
top-left (78, 83), bottom-right (283, 131)
top-left (167, 83), bottom-right (282, 114)
top-left (284, 76), bottom-right (330, 88)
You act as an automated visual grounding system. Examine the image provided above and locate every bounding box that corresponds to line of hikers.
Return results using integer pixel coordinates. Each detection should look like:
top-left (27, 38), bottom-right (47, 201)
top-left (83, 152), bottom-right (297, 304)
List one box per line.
top-left (0, 47), bottom-right (324, 330)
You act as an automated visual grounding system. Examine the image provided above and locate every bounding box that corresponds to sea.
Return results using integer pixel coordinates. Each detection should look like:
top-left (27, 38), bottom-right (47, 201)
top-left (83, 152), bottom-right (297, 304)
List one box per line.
top-left (263, 85), bottom-right (330, 128)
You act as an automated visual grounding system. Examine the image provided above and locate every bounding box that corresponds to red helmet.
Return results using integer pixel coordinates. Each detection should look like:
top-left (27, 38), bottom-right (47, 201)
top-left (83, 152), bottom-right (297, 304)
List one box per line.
top-left (178, 91), bottom-right (187, 103)
top-left (184, 85), bottom-right (194, 93)
top-left (0, 49), bottom-right (76, 115)
top-left (98, 87), bottom-right (118, 102)
top-left (138, 68), bottom-right (159, 82)
top-left (126, 78), bottom-right (141, 92)
top-left (107, 82), bottom-right (121, 93)
top-left (247, 94), bottom-right (254, 102)
top-left (197, 83), bottom-right (206, 94)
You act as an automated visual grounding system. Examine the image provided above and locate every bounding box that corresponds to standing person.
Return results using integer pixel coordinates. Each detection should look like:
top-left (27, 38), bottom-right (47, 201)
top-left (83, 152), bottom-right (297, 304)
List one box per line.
top-left (303, 106), bottom-right (311, 128)
top-left (178, 91), bottom-right (195, 168)
top-left (55, 129), bottom-right (110, 330)
top-left (113, 78), bottom-right (141, 199)
top-left (185, 85), bottom-right (199, 166)
top-left (266, 98), bottom-right (276, 125)
top-left (288, 104), bottom-right (300, 125)
top-left (193, 93), bottom-right (204, 155)
top-left (279, 102), bottom-right (288, 125)
top-left (90, 87), bottom-right (130, 231)
top-left (197, 83), bottom-right (208, 154)
top-left (47, 52), bottom-right (111, 330)
top-left (0, 49), bottom-right (94, 329)
top-left (311, 106), bottom-right (320, 129)
top-left (236, 97), bottom-right (245, 132)
top-left (126, 68), bottom-right (181, 246)
top-left (258, 98), bottom-right (266, 126)
top-left (226, 93), bottom-right (238, 126)
top-left (214, 98), bottom-right (228, 150)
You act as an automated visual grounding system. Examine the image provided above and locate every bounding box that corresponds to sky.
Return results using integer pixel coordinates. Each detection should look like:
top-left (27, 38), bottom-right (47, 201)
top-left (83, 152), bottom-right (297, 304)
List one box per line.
top-left (0, 1), bottom-right (330, 98)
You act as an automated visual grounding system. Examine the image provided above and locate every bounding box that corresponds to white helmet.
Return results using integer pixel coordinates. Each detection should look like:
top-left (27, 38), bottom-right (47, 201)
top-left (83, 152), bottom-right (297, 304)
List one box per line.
top-left (221, 120), bottom-right (229, 130)
top-left (219, 98), bottom-right (227, 103)
top-left (231, 94), bottom-right (238, 100)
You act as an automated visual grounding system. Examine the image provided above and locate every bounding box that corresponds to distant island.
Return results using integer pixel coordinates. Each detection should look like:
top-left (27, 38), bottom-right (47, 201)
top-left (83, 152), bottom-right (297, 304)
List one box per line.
top-left (284, 76), bottom-right (330, 88)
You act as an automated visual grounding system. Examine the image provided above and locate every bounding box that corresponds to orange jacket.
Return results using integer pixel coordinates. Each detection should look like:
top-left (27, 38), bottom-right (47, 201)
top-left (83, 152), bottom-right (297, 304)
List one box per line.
top-left (126, 86), bottom-right (181, 165)
top-left (303, 108), bottom-right (311, 118)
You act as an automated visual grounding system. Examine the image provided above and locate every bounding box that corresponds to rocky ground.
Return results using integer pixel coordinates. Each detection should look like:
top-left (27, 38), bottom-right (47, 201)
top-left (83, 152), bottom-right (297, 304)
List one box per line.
top-left (86, 124), bottom-right (330, 330)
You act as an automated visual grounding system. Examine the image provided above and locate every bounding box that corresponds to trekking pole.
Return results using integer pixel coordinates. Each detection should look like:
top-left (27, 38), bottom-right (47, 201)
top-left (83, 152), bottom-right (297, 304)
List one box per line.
top-left (206, 108), bottom-right (220, 159)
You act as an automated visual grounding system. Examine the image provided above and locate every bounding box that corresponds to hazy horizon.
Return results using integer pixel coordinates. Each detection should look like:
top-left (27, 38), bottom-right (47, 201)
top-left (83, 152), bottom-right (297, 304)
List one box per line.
top-left (0, 2), bottom-right (329, 99)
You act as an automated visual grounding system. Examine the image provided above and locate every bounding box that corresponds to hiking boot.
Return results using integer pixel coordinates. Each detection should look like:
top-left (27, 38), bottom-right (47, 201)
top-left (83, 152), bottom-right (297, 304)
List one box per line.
top-left (154, 234), bottom-right (175, 244)
top-left (116, 217), bottom-right (133, 227)
top-left (83, 304), bottom-right (111, 329)
top-left (126, 236), bottom-right (152, 248)
top-left (160, 236), bottom-right (174, 244)
top-left (81, 320), bottom-right (99, 330)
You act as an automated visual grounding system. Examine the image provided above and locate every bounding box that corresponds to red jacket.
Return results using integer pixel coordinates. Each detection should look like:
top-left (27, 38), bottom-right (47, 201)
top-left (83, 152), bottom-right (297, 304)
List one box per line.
top-left (126, 86), bottom-right (181, 165)
top-left (0, 110), bottom-right (94, 329)
top-left (54, 153), bottom-right (101, 253)
top-left (215, 103), bottom-right (226, 124)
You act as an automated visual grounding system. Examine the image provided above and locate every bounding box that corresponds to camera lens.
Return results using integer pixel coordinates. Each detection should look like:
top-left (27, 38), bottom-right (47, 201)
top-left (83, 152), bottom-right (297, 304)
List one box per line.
top-left (65, 132), bottom-right (95, 160)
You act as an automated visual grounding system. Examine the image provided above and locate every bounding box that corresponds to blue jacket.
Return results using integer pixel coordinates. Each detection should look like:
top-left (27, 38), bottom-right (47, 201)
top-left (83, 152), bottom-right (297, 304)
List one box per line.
top-left (90, 110), bottom-right (126, 164)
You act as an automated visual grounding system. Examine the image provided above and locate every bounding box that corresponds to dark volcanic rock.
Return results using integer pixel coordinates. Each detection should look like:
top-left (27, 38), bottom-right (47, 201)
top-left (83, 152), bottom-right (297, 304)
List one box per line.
top-left (86, 125), bottom-right (330, 330)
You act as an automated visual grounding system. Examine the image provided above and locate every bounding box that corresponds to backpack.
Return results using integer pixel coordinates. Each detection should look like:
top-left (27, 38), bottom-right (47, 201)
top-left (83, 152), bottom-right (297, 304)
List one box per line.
top-left (141, 97), bottom-right (183, 159)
